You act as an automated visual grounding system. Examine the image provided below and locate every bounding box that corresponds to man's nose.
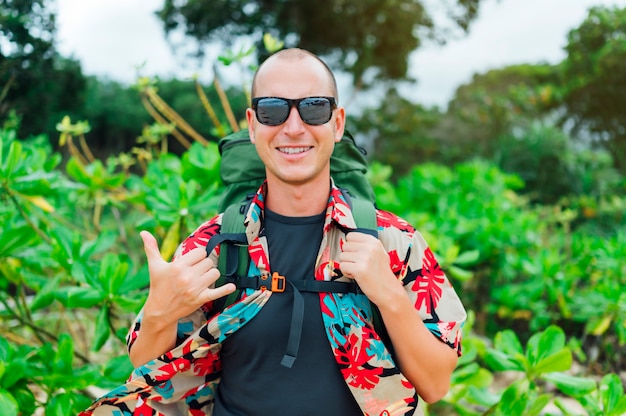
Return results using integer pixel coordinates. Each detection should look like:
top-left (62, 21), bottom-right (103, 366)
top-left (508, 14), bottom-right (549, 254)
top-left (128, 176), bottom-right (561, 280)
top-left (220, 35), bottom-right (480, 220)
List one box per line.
top-left (282, 105), bottom-right (306, 132)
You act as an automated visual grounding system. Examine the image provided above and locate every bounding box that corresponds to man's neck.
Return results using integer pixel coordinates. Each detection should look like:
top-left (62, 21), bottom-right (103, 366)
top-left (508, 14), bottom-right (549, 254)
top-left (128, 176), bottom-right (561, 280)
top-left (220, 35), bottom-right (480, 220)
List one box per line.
top-left (264, 177), bottom-right (331, 217)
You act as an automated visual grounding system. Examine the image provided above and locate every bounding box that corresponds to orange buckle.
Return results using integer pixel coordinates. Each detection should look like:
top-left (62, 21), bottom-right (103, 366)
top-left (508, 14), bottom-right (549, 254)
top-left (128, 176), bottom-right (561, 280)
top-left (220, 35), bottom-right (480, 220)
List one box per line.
top-left (271, 272), bottom-right (286, 293)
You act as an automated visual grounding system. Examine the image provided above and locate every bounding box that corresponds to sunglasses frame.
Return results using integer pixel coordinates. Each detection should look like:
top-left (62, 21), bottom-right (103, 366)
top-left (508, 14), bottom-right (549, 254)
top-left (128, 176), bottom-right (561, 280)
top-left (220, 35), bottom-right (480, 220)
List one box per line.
top-left (251, 96), bottom-right (337, 126)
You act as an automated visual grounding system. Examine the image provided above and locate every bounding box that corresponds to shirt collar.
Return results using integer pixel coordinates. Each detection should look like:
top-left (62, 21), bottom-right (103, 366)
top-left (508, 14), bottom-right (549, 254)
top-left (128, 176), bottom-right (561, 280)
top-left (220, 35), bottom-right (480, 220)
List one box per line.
top-left (243, 179), bottom-right (358, 234)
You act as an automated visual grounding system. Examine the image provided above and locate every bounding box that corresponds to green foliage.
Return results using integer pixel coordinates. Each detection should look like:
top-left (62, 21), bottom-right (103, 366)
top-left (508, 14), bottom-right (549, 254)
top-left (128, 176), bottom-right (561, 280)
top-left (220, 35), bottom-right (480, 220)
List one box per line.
top-left (433, 326), bottom-right (626, 416)
top-left (408, 63), bottom-right (567, 184)
top-left (349, 89), bottom-right (455, 178)
top-left (496, 122), bottom-right (622, 204)
top-left (560, 5), bottom-right (626, 171)
top-left (566, 228), bottom-right (626, 355)
top-left (0, 333), bottom-right (130, 415)
top-left (448, 63), bottom-right (561, 143)
top-left (0, 117), bottom-right (217, 413)
top-left (156, 0), bottom-right (482, 86)
top-left (351, 72), bottom-right (619, 205)
top-left (0, 0), bottom-right (87, 140)
top-left (374, 159), bottom-right (534, 294)
top-left (154, 78), bottom-right (248, 140)
top-left (77, 76), bottom-right (248, 159)
top-left (81, 77), bottom-right (152, 155)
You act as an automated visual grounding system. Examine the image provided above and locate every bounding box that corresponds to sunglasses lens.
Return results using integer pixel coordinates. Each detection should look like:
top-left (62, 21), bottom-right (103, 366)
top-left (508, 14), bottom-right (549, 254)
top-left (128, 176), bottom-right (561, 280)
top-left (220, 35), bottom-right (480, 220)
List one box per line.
top-left (254, 97), bottom-right (335, 126)
top-left (256, 98), bottom-right (290, 126)
top-left (298, 98), bottom-right (332, 125)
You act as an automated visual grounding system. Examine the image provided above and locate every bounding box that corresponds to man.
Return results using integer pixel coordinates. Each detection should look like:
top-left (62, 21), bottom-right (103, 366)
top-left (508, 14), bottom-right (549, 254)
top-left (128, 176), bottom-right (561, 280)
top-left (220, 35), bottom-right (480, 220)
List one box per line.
top-left (80, 48), bottom-right (466, 416)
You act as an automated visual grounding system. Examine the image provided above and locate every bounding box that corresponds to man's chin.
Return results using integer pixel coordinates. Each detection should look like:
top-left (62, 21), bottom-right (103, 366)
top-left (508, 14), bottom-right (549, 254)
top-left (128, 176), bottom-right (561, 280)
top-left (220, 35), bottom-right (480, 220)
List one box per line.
top-left (272, 171), bottom-right (322, 187)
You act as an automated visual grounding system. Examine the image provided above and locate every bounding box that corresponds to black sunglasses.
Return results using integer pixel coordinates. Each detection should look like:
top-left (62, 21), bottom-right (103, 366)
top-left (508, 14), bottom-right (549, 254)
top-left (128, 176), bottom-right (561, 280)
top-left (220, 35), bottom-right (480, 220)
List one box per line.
top-left (251, 96), bottom-right (337, 126)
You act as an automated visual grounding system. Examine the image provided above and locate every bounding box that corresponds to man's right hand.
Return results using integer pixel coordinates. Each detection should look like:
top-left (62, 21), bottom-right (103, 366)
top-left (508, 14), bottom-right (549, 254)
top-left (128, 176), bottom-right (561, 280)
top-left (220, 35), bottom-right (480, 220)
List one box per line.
top-left (129, 231), bottom-right (236, 367)
top-left (140, 230), bottom-right (237, 325)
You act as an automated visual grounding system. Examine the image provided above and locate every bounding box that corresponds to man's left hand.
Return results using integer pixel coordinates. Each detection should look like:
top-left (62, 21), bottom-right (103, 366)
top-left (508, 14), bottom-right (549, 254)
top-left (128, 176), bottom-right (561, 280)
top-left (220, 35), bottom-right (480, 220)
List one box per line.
top-left (338, 232), bottom-right (401, 306)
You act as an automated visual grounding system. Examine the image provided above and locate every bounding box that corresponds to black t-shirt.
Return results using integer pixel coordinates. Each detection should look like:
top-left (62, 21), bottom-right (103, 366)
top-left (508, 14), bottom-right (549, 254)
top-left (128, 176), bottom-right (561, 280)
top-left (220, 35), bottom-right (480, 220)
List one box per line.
top-left (213, 209), bottom-right (362, 415)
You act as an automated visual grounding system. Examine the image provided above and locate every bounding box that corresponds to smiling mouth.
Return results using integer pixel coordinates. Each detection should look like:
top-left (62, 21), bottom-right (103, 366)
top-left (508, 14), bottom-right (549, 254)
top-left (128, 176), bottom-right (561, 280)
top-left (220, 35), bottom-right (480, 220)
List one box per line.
top-left (277, 146), bottom-right (312, 154)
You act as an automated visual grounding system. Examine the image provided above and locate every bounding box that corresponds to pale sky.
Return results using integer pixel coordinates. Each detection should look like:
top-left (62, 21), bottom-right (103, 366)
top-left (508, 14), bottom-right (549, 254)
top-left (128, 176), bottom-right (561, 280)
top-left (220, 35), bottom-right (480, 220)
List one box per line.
top-left (54, 0), bottom-right (626, 108)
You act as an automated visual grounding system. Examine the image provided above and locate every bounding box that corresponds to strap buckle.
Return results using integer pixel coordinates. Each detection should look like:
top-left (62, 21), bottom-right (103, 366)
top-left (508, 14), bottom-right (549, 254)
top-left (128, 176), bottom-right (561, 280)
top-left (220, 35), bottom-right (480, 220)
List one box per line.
top-left (271, 272), bottom-right (286, 293)
top-left (258, 272), bottom-right (286, 292)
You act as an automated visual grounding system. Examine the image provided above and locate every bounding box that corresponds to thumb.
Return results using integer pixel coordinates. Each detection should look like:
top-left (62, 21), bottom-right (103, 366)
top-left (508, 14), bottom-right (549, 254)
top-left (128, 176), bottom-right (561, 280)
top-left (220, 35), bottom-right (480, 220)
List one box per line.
top-left (140, 230), bottom-right (165, 264)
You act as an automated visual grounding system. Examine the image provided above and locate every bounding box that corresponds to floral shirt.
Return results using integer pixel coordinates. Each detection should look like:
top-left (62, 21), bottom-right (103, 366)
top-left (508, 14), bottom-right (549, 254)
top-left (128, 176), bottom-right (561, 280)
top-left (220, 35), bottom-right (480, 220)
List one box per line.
top-left (79, 181), bottom-right (466, 416)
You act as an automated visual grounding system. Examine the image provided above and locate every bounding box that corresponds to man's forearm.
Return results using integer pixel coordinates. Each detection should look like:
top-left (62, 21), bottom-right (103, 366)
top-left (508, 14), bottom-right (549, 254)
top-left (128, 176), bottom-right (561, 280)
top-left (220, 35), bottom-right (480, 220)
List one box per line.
top-left (128, 315), bottom-right (178, 368)
top-left (377, 286), bottom-right (458, 403)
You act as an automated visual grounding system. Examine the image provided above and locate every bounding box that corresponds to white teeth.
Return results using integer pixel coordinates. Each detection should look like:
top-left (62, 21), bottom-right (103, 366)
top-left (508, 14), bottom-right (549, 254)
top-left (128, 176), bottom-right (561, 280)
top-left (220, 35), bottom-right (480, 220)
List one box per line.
top-left (278, 147), bottom-right (310, 154)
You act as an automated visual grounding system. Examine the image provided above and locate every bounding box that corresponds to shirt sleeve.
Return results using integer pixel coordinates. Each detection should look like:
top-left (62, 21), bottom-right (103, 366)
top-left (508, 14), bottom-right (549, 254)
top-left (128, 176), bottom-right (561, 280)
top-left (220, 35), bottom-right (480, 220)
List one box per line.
top-left (377, 210), bottom-right (467, 355)
top-left (407, 230), bottom-right (466, 355)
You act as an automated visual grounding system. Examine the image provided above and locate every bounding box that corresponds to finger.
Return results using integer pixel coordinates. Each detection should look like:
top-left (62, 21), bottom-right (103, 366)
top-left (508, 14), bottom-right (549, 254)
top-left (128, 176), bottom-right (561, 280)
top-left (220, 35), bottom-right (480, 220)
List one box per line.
top-left (191, 256), bottom-right (216, 275)
top-left (198, 283), bottom-right (237, 304)
top-left (339, 262), bottom-right (357, 279)
top-left (197, 265), bottom-right (221, 286)
top-left (140, 230), bottom-right (166, 266)
top-left (341, 240), bottom-right (367, 254)
top-left (346, 232), bottom-right (375, 243)
top-left (341, 242), bottom-right (355, 253)
top-left (339, 250), bottom-right (359, 263)
top-left (177, 246), bottom-right (208, 266)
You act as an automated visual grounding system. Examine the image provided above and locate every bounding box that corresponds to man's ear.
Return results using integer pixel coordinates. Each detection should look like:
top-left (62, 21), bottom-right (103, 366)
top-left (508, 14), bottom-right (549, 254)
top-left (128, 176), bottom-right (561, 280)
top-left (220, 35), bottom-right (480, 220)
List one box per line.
top-left (333, 106), bottom-right (346, 142)
top-left (246, 108), bottom-right (256, 143)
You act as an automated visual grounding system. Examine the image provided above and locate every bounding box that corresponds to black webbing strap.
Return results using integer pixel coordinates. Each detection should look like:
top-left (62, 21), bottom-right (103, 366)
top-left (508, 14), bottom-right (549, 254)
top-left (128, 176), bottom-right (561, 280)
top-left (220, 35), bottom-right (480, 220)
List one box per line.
top-left (221, 275), bottom-right (361, 294)
top-left (205, 232), bottom-right (249, 314)
top-left (205, 232), bottom-right (248, 258)
top-left (281, 281), bottom-right (304, 368)
top-left (347, 227), bottom-right (378, 238)
top-left (292, 279), bottom-right (361, 293)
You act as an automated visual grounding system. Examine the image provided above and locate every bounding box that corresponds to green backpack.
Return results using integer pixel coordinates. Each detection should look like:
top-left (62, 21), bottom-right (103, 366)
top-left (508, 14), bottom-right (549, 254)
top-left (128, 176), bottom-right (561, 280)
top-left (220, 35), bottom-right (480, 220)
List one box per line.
top-left (207, 129), bottom-right (390, 365)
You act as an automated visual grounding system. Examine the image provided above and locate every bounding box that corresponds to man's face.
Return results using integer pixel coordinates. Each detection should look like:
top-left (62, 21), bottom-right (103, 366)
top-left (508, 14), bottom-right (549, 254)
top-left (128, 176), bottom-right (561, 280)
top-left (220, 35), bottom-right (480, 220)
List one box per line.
top-left (246, 56), bottom-right (345, 189)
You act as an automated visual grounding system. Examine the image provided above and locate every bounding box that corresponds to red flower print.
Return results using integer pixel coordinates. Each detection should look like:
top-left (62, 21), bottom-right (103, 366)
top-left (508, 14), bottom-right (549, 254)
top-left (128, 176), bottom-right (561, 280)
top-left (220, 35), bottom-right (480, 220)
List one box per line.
top-left (338, 333), bottom-right (383, 389)
top-left (319, 292), bottom-right (336, 319)
top-left (134, 402), bottom-right (157, 416)
top-left (181, 220), bottom-right (220, 255)
top-left (127, 322), bottom-right (139, 348)
top-left (412, 248), bottom-right (445, 315)
top-left (193, 353), bottom-right (221, 376)
top-left (331, 188), bottom-right (351, 211)
top-left (388, 250), bottom-right (404, 277)
top-left (376, 210), bottom-right (413, 233)
top-left (200, 301), bottom-right (212, 315)
top-left (154, 358), bottom-right (191, 381)
top-left (248, 240), bottom-right (269, 271)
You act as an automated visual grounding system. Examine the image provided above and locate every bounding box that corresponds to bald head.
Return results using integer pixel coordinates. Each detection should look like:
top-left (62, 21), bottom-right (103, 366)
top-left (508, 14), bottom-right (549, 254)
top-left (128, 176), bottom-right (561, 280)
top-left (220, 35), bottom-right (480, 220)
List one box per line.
top-left (251, 48), bottom-right (338, 100)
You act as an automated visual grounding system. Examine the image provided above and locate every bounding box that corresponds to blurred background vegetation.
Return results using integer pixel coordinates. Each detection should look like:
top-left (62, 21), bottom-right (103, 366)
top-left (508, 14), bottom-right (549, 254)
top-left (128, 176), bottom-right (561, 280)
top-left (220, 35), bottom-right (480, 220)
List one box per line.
top-left (1, 0), bottom-right (625, 415)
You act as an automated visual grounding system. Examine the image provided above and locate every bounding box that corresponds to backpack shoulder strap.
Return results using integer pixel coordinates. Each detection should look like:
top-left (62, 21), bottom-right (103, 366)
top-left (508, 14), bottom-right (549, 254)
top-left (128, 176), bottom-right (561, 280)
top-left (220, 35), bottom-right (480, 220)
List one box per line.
top-left (349, 195), bottom-right (378, 236)
top-left (211, 201), bottom-right (250, 312)
top-left (339, 187), bottom-right (377, 234)
top-left (341, 192), bottom-right (392, 352)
